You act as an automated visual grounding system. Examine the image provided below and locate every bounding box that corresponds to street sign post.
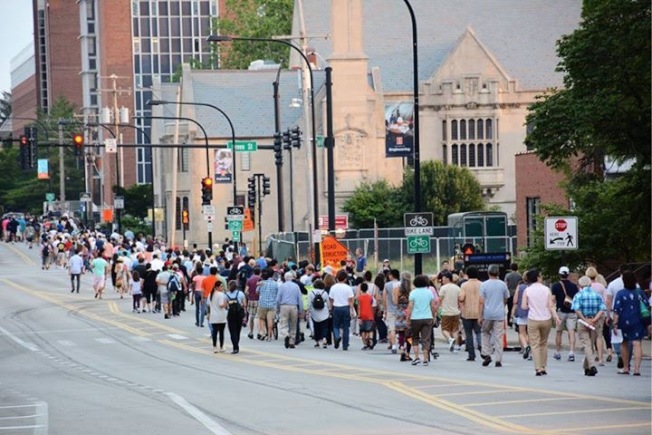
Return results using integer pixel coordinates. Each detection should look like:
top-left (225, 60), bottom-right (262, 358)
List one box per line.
top-left (45, 192), bottom-right (55, 203)
top-left (80, 192), bottom-right (92, 202)
top-left (226, 141), bottom-right (258, 152)
top-left (227, 220), bottom-right (243, 231)
top-left (404, 212), bottom-right (434, 236)
top-left (231, 230), bottom-right (241, 242)
top-left (114, 196), bottom-right (124, 210)
top-left (202, 204), bottom-right (215, 221)
top-left (545, 216), bottom-right (578, 250)
top-left (407, 235), bottom-right (431, 254)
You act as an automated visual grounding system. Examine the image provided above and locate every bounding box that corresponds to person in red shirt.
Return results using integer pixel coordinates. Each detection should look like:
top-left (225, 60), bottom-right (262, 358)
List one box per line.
top-left (357, 282), bottom-right (375, 350)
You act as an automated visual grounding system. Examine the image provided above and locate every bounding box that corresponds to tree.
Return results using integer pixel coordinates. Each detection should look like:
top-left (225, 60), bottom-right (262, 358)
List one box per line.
top-left (216, 0), bottom-right (294, 69)
top-left (342, 161), bottom-right (486, 228)
top-left (399, 162), bottom-right (485, 226)
top-left (523, 0), bottom-right (651, 270)
top-left (341, 180), bottom-right (406, 228)
top-left (115, 183), bottom-right (153, 220)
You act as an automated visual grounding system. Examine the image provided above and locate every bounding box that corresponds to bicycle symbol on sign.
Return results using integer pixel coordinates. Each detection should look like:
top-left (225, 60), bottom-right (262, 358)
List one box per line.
top-left (409, 215), bottom-right (429, 227)
top-left (409, 237), bottom-right (429, 249)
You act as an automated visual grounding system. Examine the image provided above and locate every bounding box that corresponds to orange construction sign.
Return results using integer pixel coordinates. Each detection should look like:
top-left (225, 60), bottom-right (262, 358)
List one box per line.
top-left (243, 208), bottom-right (254, 232)
top-left (102, 207), bottom-right (113, 223)
top-left (320, 235), bottom-right (350, 269)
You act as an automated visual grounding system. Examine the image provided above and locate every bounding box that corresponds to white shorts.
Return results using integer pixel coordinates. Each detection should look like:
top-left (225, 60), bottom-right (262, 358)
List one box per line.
top-left (515, 316), bottom-right (528, 326)
top-left (93, 275), bottom-right (105, 289)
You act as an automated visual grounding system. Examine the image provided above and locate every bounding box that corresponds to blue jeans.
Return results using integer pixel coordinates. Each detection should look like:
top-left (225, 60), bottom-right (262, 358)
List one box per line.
top-left (194, 292), bottom-right (206, 326)
top-left (332, 306), bottom-right (351, 349)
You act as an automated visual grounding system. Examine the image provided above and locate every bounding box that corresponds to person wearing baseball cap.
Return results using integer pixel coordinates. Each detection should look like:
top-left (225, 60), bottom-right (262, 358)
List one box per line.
top-left (551, 266), bottom-right (579, 361)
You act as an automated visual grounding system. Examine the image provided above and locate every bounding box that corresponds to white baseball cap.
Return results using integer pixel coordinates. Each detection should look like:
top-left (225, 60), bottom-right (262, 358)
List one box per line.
top-left (558, 266), bottom-right (570, 276)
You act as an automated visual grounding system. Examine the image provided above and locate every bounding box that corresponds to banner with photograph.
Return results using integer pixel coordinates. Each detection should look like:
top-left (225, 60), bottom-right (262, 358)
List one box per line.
top-left (385, 102), bottom-right (414, 157)
top-left (37, 159), bottom-right (49, 180)
top-left (214, 149), bottom-right (233, 183)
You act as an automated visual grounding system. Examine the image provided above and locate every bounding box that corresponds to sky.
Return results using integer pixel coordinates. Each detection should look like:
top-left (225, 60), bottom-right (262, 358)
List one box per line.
top-left (0, 1), bottom-right (34, 94)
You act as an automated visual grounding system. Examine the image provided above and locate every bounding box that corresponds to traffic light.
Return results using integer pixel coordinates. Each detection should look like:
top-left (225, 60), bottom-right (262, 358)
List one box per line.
top-left (247, 176), bottom-right (256, 209)
top-left (282, 130), bottom-right (291, 151)
top-left (290, 126), bottom-right (301, 149)
top-left (19, 135), bottom-right (28, 170)
top-left (262, 176), bottom-right (271, 196)
top-left (182, 209), bottom-right (189, 225)
top-left (273, 132), bottom-right (283, 166)
top-left (73, 133), bottom-right (84, 156)
top-left (201, 176), bottom-right (213, 205)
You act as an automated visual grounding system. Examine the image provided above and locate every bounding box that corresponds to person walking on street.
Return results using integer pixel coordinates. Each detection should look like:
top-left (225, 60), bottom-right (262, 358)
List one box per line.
top-left (384, 269), bottom-right (401, 354)
top-left (512, 280), bottom-right (530, 360)
top-left (257, 269), bottom-right (279, 341)
top-left (245, 267), bottom-right (261, 339)
top-left (504, 263), bottom-right (522, 327)
top-left (552, 266), bottom-right (579, 361)
top-left (406, 275), bottom-right (437, 366)
top-left (459, 266), bottom-right (482, 361)
top-left (309, 279), bottom-right (330, 348)
top-left (68, 248), bottom-right (84, 293)
top-left (225, 280), bottom-right (246, 354)
top-left (479, 264), bottom-right (510, 367)
top-left (439, 271), bottom-right (461, 352)
top-left (521, 269), bottom-right (560, 376)
top-left (330, 270), bottom-right (355, 351)
top-left (208, 280), bottom-right (228, 353)
top-left (612, 271), bottom-right (649, 376)
top-left (572, 276), bottom-right (606, 377)
top-left (276, 271), bottom-right (303, 349)
top-left (91, 251), bottom-right (109, 299)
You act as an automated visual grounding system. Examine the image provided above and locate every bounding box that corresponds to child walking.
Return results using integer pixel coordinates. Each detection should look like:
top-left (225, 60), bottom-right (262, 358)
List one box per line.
top-left (131, 271), bottom-right (143, 313)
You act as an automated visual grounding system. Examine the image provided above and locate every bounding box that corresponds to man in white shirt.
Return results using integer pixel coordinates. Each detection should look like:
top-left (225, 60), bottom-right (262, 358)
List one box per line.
top-left (329, 270), bottom-right (354, 351)
top-left (439, 271), bottom-right (461, 351)
top-left (68, 248), bottom-right (85, 293)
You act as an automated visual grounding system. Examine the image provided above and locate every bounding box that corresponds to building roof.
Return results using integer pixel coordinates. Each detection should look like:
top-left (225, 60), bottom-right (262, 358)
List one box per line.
top-left (297, 0), bottom-right (582, 92)
top-left (159, 68), bottom-right (326, 138)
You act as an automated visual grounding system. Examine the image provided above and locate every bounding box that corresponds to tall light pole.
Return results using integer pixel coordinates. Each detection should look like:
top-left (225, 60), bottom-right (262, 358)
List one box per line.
top-left (403, 0), bottom-right (423, 275)
top-left (147, 100), bottom-right (238, 207)
top-left (208, 34), bottom-right (321, 265)
top-left (135, 114), bottom-right (213, 248)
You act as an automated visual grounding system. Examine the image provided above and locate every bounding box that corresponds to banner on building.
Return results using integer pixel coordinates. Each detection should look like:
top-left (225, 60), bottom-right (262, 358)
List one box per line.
top-left (214, 149), bottom-right (233, 183)
top-left (37, 159), bottom-right (49, 180)
top-left (385, 102), bottom-right (414, 158)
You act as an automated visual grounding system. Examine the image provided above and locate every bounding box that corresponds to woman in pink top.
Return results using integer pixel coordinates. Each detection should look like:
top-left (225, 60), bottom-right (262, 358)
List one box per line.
top-left (522, 269), bottom-right (561, 376)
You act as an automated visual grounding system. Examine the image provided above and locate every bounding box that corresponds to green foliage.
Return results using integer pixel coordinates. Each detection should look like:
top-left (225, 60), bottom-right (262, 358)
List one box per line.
top-left (341, 180), bottom-right (407, 228)
top-left (119, 215), bottom-right (151, 238)
top-left (400, 162), bottom-right (485, 226)
top-left (523, 0), bottom-right (651, 271)
top-left (342, 161), bottom-right (486, 229)
top-left (525, 0), bottom-right (651, 169)
top-left (114, 183), bottom-right (153, 220)
top-left (217, 0), bottom-right (294, 69)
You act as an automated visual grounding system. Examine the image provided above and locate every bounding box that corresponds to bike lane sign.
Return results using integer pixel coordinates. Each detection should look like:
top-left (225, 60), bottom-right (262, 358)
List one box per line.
top-left (404, 212), bottom-right (434, 236)
top-left (407, 235), bottom-right (431, 254)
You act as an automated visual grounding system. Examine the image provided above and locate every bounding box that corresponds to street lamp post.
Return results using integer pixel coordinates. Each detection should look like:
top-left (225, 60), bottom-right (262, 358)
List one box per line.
top-left (403, 0), bottom-right (423, 275)
top-left (208, 34), bottom-right (321, 265)
top-left (147, 100), bottom-right (238, 207)
top-left (135, 114), bottom-right (213, 248)
top-left (91, 123), bottom-right (122, 234)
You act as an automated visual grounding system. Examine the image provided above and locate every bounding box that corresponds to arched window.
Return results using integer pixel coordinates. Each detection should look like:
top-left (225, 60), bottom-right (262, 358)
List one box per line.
top-left (442, 144), bottom-right (447, 164)
top-left (486, 119), bottom-right (493, 139)
top-left (451, 120), bottom-right (458, 140)
top-left (452, 144), bottom-right (458, 165)
top-left (477, 118), bottom-right (484, 139)
top-left (468, 119), bottom-right (475, 140)
top-left (442, 120), bottom-right (447, 141)
top-left (460, 144), bottom-right (467, 166)
top-left (460, 120), bottom-right (467, 140)
top-left (477, 144), bottom-right (484, 167)
top-left (486, 143), bottom-right (493, 166)
top-left (469, 143), bottom-right (475, 167)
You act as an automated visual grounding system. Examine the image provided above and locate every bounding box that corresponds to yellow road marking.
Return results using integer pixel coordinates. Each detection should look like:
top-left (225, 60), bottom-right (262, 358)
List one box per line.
top-left (467, 397), bottom-right (575, 407)
top-left (2, 243), bottom-right (35, 265)
top-left (499, 406), bottom-right (652, 419)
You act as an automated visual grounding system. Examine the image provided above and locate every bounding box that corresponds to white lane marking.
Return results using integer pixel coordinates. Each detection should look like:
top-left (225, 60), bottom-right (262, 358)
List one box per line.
top-left (57, 340), bottom-right (76, 347)
top-left (0, 425), bottom-right (46, 431)
top-left (165, 392), bottom-right (231, 435)
top-left (131, 336), bottom-right (151, 342)
top-left (95, 338), bottom-right (115, 344)
top-left (167, 334), bottom-right (188, 340)
top-left (34, 402), bottom-right (48, 435)
top-left (0, 405), bottom-right (38, 409)
top-left (0, 414), bottom-right (40, 420)
top-left (0, 327), bottom-right (39, 352)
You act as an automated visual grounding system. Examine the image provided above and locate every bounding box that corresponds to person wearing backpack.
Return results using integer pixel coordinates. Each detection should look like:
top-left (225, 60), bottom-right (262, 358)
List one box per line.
top-left (309, 279), bottom-right (330, 348)
top-left (207, 280), bottom-right (228, 353)
top-left (225, 280), bottom-right (247, 354)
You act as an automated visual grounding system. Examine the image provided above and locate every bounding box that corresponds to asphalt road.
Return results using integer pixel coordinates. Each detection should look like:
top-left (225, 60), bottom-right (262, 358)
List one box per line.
top-left (1, 242), bottom-right (650, 435)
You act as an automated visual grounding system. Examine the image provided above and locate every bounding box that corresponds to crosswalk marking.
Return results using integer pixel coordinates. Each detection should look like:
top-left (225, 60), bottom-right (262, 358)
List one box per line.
top-left (167, 334), bottom-right (188, 340)
top-left (131, 336), bottom-right (151, 342)
top-left (95, 338), bottom-right (115, 344)
top-left (57, 340), bottom-right (75, 347)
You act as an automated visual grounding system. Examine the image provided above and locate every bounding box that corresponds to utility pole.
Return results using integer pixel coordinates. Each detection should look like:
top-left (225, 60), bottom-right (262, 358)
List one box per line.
top-left (58, 123), bottom-right (65, 202)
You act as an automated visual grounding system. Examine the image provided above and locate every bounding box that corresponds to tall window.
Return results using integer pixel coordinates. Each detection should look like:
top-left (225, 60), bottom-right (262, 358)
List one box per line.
top-left (477, 144), bottom-right (484, 167)
top-left (526, 197), bottom-right (541, 247)
top-left (443, 117), bottom-right (498, 168)
top-left (468, 144), bottom-right (475, 167)
top-left (452, 144), bottom-right (459, 165)
top-left (460, 144), bottom-right (467, 166)
top-left (460, 120), bottom-right (467, 140)
top-left (442, 144), bottom-right (447, 164)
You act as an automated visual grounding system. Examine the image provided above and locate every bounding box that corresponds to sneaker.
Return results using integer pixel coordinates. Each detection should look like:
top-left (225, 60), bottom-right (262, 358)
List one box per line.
top-left (448, 338), bottom-right (455, 352)
top-left (588, 366), bottom-right (598, 376)
top-left (554, 352), bottom-right (561, 360)
top-left (617, 357), bottom-right (624, 369)
top-left (568, 354), bottom-right (575, 362)
top-left (284, 336), bottom-right (290, 349)
top-left (411, 358), bottom-right (421, 366)
top-left (466, 357), bottom-right (475, 361)
top-left (482, 356), bottom-right (492, 367)
top-left (495, 362), bottom-right (502, 368)
top-left (423, 361), bottom-right (429, 367)
top-left (334, 338), bottom-right (341, 349)
top-left (523, 345), bottom-right (531, 360)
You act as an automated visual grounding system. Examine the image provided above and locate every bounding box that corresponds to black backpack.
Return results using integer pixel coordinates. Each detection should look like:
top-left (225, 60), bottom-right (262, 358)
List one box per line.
top-left (312, 290), bottom-right (326, 310)
top-left (167, 274), bottom-right (181, 293)
top-left (227, 291), bottom-right (245, 320)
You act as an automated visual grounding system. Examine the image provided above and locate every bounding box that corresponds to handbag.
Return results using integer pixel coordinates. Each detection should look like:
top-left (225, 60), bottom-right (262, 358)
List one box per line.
top-left (638, 290), bottom-right (651, 327)
top-left (560, 281), bottom-right (573, 309)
